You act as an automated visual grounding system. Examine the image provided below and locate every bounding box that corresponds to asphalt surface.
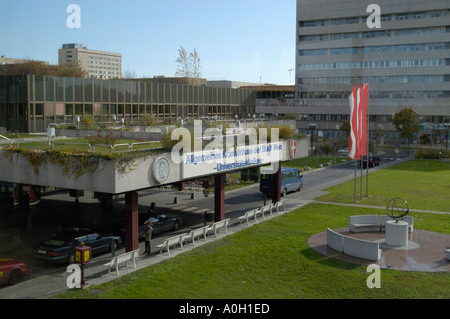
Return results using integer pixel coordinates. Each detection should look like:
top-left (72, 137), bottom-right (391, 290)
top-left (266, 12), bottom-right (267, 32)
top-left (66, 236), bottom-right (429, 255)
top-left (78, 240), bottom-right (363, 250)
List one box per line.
top-left (0, 153), bottom-right (413, 299)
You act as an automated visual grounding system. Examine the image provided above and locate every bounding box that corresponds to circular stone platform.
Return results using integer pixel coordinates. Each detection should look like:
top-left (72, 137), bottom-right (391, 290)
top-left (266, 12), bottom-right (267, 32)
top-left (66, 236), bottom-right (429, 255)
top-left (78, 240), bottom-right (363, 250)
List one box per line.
top-left (308, 228), bottom-right (450, 272)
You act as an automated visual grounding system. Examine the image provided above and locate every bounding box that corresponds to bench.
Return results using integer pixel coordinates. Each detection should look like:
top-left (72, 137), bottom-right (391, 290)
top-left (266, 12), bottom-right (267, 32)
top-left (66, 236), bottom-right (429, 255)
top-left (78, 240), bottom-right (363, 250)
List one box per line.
top-left (184, 186), bottom-right (204, 194)
top-left (156, 233), bottom-right (187, 255)
top-left (103, 248), bottom-right (140, 275)
top-left (257, 204), bottom-right (273, 219)
top-left (272, 199), bottom-right (286, 214)
top-left (326, 228), bottom-right (344, 253)
top-left (343, 236), bottom-right (381, 261)
top-left (208, 218), bottom-right (230, 237)
top-left (445, 249), bottom-right (450, 261)
top-left (326, 228), bottom-right (381, 261)
top-left (184, 226), bottom-right (209, 246)
top-left (380, 215), bottom-right (414, 233)
top-left (238, 209), bottom-right (258, 225)
top-left (349, 215), bottom-right (380, 233)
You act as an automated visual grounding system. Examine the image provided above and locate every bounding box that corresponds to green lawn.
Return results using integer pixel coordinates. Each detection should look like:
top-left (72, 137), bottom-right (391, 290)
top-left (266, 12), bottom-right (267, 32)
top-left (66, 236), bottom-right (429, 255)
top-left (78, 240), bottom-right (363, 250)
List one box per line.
top-left (55, 202), bottom-right (450, 299)
top-left (317, 159), bottom-right (450, 212)
top-left (16, 138), bottom-right (161, 153)
top-left (285, 156), bottom-right (347, 171)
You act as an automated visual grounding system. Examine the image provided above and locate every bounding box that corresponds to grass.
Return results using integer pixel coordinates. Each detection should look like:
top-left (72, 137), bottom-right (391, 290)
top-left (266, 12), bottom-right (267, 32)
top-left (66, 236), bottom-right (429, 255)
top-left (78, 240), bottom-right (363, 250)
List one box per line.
top-left (285, 156), bottom-right (347, 171)
top-left (317, 159), bottom-right (450, 212)
top-left (55, 202), bottom-right (450, 299)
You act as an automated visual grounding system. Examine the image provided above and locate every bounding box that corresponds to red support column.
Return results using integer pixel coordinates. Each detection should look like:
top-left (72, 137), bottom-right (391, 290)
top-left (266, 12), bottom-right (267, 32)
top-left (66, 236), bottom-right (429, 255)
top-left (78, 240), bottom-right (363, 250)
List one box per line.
top-left (214, 174), bottom-right (225, 222)
top-left (125, 191), bottom-right (139, 252)
top-left (272, 165), bottom-right (281, 204)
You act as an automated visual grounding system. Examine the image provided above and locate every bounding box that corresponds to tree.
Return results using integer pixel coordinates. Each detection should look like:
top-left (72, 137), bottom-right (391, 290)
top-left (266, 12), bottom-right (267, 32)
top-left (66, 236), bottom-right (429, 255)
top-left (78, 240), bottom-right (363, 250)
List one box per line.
top-left (57, 60), bottom-right (88, 78)
top-left (175, 46), bottom-right (201, 79)
top-left (392, 107), bottom-right (419, 145)
top-left (339, 120), bottom-right (351, 136)
top-left (189, 48), bottom-right (201, 78)
top-left (0, 60), bottom-right (87, 78)
top-left (175, 46), bottom-right (190, 77)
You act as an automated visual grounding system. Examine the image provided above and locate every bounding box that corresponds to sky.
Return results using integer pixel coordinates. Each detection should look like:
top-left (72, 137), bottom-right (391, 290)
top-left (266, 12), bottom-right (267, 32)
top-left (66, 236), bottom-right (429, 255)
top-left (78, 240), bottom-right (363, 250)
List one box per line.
top-left (0, 0), bottom-right (297, 85)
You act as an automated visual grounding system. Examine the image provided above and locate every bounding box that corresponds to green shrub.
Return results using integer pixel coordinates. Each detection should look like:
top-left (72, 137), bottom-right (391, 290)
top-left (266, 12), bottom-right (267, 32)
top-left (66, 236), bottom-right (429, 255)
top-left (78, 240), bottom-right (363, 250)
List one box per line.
top-left (80, 116), bottom-right (95, 126)
top-left (415, 149), bottom-right (450, 159)
top-left (140, 114), bottom-right (156, 126)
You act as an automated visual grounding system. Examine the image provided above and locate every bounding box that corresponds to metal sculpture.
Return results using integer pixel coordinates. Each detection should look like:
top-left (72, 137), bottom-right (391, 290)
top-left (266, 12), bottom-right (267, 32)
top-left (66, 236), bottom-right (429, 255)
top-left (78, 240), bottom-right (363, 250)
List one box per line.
top-left (386, 198), bottom-right (409, 222)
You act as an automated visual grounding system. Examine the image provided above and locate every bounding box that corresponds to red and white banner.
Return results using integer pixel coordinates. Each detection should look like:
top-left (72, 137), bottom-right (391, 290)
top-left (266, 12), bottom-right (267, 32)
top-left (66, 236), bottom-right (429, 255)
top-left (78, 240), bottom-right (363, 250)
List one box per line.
top-left (348, 83), bottom-right (369, 159)
top-left (348, 83), bottom-right (358, 159)
top-left (361, 83), bottom-right (369, 156)
top-left (290, 140), bottom-right (296, 158)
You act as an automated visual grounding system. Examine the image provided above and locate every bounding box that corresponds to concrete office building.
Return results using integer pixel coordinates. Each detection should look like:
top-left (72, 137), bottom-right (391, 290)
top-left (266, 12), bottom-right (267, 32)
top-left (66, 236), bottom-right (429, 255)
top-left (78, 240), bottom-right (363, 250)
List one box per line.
top-left (0, 74), bottom-right (256, 133)
top-left (58, 43), bottom-right (122, 79)
top-left (290, 0), bottom-right (450, 144)
top-left (207, 80), bottom-right (262, 89)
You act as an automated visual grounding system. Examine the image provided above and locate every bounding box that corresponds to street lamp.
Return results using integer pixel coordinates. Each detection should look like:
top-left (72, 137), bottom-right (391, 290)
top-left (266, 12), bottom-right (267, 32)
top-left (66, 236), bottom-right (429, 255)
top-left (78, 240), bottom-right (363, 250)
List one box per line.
top-left (309, 123), bottom-right (317, 156)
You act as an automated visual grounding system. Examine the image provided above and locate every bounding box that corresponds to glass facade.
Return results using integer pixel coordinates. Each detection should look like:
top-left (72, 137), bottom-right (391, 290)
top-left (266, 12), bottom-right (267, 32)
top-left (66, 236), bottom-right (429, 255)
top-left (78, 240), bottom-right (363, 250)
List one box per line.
top-left (0, 75), bottom-right (256, 133)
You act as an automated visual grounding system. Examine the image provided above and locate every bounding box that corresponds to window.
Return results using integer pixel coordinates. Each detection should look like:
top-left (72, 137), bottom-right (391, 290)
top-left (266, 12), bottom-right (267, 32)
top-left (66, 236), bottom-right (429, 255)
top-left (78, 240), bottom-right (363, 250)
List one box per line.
top-left (65, 104), bottom-right (73, 116)
top-left (34, 75), bottom-right (44, 101)
top-left (45, 77), bottom-right (54, 102)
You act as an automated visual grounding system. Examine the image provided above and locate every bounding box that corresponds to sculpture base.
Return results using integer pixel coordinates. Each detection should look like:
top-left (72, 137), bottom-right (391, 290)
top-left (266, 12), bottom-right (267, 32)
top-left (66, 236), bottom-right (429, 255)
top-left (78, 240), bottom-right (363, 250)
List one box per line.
top-left (385, 220), bottom-right (408, 247)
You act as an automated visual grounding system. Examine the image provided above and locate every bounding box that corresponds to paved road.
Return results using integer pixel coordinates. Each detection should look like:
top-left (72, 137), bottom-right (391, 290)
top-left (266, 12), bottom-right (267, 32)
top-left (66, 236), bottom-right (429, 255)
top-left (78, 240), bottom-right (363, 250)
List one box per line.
top-left (0, 152), bottom-right (410, 298)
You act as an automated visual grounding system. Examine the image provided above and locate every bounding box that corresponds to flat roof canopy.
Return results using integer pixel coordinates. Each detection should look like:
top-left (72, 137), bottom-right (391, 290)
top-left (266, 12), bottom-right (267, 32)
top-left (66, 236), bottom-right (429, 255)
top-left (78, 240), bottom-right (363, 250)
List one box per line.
top-left (0, 138), bottom-right (308, 195)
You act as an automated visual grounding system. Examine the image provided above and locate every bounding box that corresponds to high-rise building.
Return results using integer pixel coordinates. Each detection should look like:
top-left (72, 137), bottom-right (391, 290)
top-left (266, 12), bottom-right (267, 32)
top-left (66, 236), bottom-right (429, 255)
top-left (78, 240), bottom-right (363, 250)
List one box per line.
top-left (294, 0), bottom-right (449, 144)
top-left (58, 43), bottom-right (122, 79)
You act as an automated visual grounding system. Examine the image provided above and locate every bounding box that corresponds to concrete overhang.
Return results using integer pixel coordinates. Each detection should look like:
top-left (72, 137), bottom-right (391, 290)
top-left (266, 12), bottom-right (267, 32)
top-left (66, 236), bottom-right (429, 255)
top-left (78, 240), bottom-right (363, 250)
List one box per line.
top-left (0, 138), bottom-right (308, 195)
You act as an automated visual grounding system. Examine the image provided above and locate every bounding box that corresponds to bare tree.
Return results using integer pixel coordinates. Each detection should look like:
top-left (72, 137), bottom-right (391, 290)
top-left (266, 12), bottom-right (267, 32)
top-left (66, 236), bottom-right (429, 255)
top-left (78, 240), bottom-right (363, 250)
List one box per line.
top-left (123, 69), bottom-right (137, 79)
top-left (175, 46), bottom-right (201, 78)
top-left (175, 45), bottom-right (191, 77)
top-left (189, 48), bottom-right (201, 78)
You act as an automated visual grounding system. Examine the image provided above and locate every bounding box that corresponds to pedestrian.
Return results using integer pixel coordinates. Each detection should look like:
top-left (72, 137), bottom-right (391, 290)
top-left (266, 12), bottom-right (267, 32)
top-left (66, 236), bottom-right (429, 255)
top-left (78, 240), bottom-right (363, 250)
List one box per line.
top-left (143, 221), bottom-right (153, 255)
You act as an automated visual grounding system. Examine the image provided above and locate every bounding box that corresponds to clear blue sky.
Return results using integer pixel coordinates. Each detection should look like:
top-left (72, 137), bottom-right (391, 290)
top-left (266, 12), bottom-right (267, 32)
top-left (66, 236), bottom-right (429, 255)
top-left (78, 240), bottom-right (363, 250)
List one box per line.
top-left (0, 0), bottom-right (296, 85)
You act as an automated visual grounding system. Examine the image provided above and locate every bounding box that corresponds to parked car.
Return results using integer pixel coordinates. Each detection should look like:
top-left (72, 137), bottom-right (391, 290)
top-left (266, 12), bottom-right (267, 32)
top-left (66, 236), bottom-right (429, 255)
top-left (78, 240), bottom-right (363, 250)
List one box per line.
top-left (0, 258), bottom-right (28, 285)
top-left (359, 155), bottom-right (374, 168)
top-left (120, 214), bottom-right (182, 240)
top-left (32, 227), bottom-right (122, 264)
top-left (372, 156), bottom-right (381, 166)
top-left (337, 147), bottom-right (348, 156)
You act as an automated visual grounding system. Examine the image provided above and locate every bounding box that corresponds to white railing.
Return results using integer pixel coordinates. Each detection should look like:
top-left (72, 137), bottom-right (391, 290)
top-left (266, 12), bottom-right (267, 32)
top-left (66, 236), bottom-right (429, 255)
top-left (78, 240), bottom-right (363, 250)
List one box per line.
top-left (0, 134), bottom-right (12, 144)
top-left (49, 141), bottom-right (161, 153)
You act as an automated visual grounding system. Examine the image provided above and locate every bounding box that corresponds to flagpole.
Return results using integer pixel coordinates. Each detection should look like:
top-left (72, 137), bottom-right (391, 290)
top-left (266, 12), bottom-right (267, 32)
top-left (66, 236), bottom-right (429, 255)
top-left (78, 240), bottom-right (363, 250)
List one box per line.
top-left (360, 139), bottom-right (363, 200)
top-left (354, 156), bottom-right (357, 203)
top-left (359, 83), bottom-right (363, 200)
top-left (365, 83), bottom-right (369, 197)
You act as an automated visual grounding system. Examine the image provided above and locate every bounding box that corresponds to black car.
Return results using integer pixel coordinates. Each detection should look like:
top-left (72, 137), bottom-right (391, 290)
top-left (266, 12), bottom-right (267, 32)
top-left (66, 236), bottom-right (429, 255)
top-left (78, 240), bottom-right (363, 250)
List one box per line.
top-left (359, 155), bottom-right (374, 168)
top-left (32, 228), bottom-right (122, 264)
top-left (372, 156), bottom-right (381, 166)
top-left (127, 214), bottom-right (182, 239)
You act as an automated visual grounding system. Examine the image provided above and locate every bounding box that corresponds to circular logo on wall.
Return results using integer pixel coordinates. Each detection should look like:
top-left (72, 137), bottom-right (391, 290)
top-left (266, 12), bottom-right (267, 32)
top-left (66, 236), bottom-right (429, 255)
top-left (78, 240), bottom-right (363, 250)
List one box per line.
top-left (152, 157), bottom-right (170, 183)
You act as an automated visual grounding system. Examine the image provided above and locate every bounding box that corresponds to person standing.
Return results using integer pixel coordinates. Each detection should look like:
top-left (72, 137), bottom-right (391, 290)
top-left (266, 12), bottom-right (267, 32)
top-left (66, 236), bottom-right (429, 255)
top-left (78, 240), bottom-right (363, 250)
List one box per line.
top-left (143, 221), bottom-right (153, 255)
